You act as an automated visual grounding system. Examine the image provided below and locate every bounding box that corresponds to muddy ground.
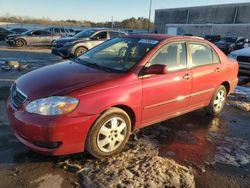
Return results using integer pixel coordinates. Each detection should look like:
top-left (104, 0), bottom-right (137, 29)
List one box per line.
top-left (0, 43), bottom-right (250, 188)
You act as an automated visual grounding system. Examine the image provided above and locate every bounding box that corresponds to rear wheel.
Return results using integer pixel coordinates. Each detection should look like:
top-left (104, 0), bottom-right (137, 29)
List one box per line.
top-left (74, 47), bottom-right (88, 57)
top-left (206, 85), bottom-right (227, 116)
top-left (86, 107), bottom-right (131, 158)
top-left (15, 39), bottom-right (26, 47)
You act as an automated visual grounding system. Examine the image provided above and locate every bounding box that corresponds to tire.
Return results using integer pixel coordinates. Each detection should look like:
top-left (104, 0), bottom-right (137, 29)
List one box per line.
top-left (86, 107), bottom-right (131, 159)
top-left (15, 39), bottom-right (26, 47)
top-left (206, 85), bottom-right (227, 116)
top-left (74, 47), bottom-right (88, 57)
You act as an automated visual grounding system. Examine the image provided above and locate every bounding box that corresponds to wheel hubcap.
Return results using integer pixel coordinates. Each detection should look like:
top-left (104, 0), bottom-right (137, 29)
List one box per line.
top-left (16, 40), bottom-right (24, 46)
top-left (76, 49), bottom-right (85, 56)
top-left (213, 90), bottom-right (225, 111)
top-left (97, 117), bottom-right (127, 152)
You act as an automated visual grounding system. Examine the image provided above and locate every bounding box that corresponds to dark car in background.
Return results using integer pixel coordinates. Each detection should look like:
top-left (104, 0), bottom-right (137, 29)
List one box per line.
top-left (215, 36), bottom-right (247, 55)
top-left (228, 47), bottom-right (250, 76)
top-left (6, 30), bottom-right (60, 47)
top-left (10, 28), bottom-right (28, 34)
top-left (0, 27), bottom-right (13, 40)
top-left (204, 35), bottom-right (221, 43)
top-left (51, 29), bottom-right (127, 58)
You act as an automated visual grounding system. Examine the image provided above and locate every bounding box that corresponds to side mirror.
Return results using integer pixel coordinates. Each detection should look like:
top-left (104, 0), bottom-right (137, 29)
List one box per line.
top-left (144, 64), bottom-right (168, 75)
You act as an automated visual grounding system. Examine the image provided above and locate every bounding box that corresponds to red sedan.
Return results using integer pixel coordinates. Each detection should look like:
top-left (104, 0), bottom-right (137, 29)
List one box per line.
top-left (7, 35), bottom-right (239, 158)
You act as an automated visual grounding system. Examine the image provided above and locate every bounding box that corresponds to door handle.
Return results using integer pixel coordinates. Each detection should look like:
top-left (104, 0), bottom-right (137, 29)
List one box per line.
top-left (215, 67), bottom-right (221, 72)
top-left (183, 74), bottom-right (190, 80)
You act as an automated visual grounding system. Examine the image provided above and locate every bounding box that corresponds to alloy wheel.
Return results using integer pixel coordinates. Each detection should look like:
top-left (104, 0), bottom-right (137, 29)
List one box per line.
top-left (213, 89), bottom-right (225, 111)
top-left (97, 117), bottom-right (127, 152)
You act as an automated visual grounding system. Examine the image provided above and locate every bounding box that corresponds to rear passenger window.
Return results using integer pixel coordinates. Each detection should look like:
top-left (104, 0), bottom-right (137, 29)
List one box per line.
top-left (189, 43), bottom-right (213, 67)
top-left (212, 50), bottom-right (220, 64)
top-left (149, 43), bottom-right (187, 71)
top-left (109, 31), bottom-right (120, 38)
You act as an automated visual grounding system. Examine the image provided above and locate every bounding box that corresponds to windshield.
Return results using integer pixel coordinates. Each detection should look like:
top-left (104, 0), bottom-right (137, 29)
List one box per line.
top-left (221, 37), bottom-right (237, 43)
top-left (74, 29), bottom-right (96, 38)
top-left (22, 30), bottom-right (33, 35)
top-left (77, 37), bottom-right (159, 73)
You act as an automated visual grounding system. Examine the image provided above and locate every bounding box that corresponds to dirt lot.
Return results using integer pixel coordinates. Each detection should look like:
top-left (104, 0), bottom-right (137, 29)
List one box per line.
top-left (0, 43), bottom-right (250, 188)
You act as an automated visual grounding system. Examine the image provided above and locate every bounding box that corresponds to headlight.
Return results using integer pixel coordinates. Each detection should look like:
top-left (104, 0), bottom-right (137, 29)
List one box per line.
top-left (228, 54), bottom-right (237, 60)
top-left (26, 96), bottom-right (79, 115)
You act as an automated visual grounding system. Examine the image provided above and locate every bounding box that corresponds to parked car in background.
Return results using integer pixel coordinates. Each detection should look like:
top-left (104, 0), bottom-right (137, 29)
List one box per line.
top-left (228, 47), bottom-right (250, 76)
top-left (215, 36), bottom-right (247, 55)
top-left (74, 29), bottom-right (82, 34)
top-left (0, 27), bottom-right (13, 40)
top-left (51, 29), bottom-right (127, 58)
top-left (7, 35), bottom-right (238, 158)
top-left (6, 30), bottom-right (60, 47)
top-left (204, 35), bottom-right (221, 43)
top-left (10, 28), bottom-right (28, 34)
top-left (45, 27), bottom-right (74, 37)
top-left (183, 33), bottom-right (193, 36)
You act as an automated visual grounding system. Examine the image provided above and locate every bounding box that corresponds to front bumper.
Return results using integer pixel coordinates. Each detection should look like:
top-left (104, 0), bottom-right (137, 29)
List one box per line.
top-left (238, 61), bottom-right (250, 76)
top-left (6, 39), bottom-right (15, 46)
top-left (51, 46), bottom-right (72, 58)
top-left (7, 98), bottom-right (98, 155)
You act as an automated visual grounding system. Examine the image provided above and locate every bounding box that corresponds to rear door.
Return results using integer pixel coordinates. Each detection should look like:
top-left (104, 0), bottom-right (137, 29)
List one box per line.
top-left (142, 42), bottom-right (192, 126)
top-left (188, 42), bottom-right (223, 108)
top-left (40, 31), bottom-right (53, 45)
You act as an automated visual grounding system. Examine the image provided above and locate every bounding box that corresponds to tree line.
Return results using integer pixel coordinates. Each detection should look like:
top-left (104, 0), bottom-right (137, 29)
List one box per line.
top-left (0, 15), bottom-right (153, 29)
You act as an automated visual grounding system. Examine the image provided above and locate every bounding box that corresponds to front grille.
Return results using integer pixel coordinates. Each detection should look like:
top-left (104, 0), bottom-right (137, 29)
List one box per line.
top-left (11, 85), bottom-right (27, 108)
top-left (237, 56), bottom-right (250, 63)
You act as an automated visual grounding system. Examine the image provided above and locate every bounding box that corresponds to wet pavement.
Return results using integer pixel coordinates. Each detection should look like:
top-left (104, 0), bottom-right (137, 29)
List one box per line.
top-left (0, 43), bottom-right (250, 187)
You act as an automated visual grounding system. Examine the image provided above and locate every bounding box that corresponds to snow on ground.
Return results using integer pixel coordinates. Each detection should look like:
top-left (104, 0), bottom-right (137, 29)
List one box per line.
top-left (228, 86), bottom-right (250, 111)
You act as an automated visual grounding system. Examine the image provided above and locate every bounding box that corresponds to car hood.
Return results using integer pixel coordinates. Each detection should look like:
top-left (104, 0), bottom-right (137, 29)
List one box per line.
top-left (55, 36), bottom-right (89, 43)
top-left (230, 47), bottom-right (250, 56)
top-left (7, 33), bottom-right (24, 38)
top-left (16, 61), bottom-right (121, 100)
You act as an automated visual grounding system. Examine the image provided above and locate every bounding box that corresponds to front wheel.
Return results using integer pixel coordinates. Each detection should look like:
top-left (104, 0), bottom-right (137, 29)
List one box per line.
top-left (206, 85), bottom-right (227, 116)
top-left (15, 39), bottom-right (26, 47)
top-left (74, 47), bottom-right (88, 57)
top-left (86, 107), bottom-right (131, 158)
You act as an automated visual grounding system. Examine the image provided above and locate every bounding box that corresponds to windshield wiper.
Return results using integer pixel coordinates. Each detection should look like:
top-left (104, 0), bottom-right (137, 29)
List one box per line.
top-left (74, 58), bottom-right (117, 73)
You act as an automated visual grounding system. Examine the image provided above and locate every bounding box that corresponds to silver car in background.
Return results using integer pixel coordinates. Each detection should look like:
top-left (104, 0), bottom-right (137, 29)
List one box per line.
top-left (228, 47), bottom-right (250, 76)
top-left (51, 29), bottom-right (127, 58)
top-left (6, 30), bottom-right (61, 47)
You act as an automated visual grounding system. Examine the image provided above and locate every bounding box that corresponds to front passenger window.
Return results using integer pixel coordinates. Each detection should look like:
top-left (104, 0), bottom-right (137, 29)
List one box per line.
top-left (32, 31), bottom-right (42, 36)
top-left (149, 43), bottom-right (187, 71)
top-left (94, 32), bottom-right (107, 40)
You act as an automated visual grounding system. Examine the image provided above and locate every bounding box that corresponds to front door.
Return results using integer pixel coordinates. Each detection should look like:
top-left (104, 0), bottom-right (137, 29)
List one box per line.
top-left (89, 31), bottom-right (108, 49)
top-left (142, 42), bottom-right (192, 127)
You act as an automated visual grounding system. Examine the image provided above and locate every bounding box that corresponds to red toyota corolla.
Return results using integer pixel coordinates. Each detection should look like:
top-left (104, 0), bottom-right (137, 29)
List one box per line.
top-left (7, 35), bottom-right (238, 158)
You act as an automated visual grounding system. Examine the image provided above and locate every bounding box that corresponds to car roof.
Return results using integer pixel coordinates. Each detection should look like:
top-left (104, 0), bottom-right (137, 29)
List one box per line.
top-left (124, 34), bottom-right (204, 42)
top-left (93, 28), bottom-right (126, 33)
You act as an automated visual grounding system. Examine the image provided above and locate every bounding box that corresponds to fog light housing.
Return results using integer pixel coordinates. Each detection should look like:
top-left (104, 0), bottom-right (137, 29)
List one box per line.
top-left (33, 141), bottom-right (62, 149)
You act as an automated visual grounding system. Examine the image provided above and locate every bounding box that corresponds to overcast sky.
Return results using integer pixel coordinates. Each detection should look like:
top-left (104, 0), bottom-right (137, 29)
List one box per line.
top-left (0, 0), bottom-right (250, 22)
